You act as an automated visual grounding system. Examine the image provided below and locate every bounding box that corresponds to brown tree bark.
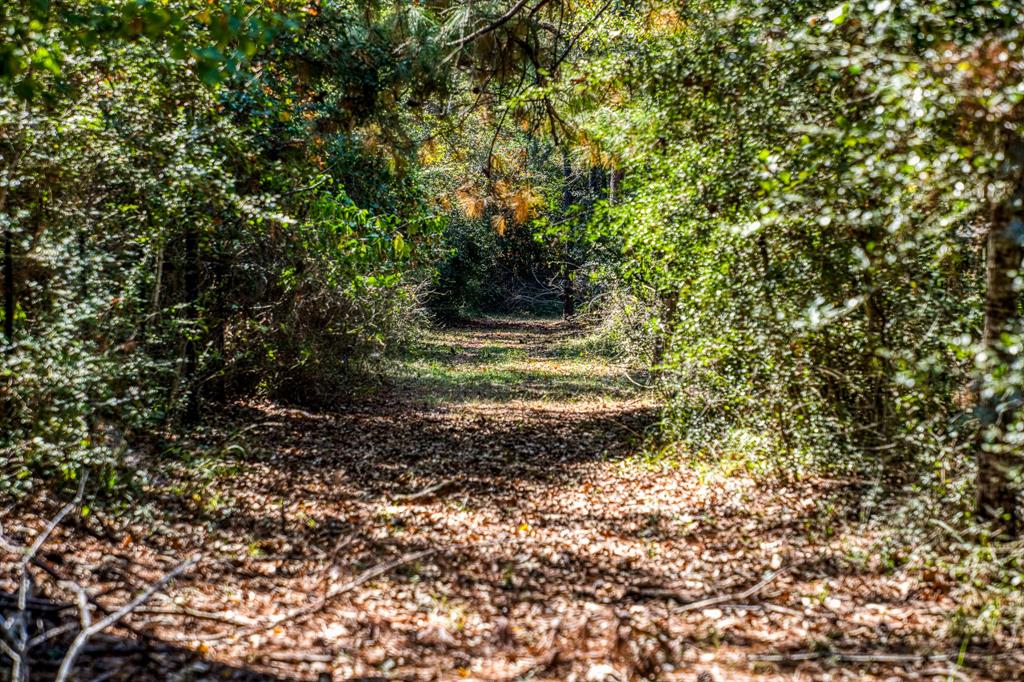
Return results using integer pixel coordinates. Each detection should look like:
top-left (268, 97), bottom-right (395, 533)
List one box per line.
top-left (211, 239), bottom-right (228, 403)
top-left (1, 124), bottom-right (20, 345)
top-left (183, 225), bottom-right (200, 423)
top-left (3, 223), bottom-right (12, 343)
top-left (608, 169), bottom-right (623, 206)
top-left (977, 135), bottom-right (1024, 536)
top-left (651, 290), bottom-right (678, 369)
top-left (560, 147), bottom-right (575, 319)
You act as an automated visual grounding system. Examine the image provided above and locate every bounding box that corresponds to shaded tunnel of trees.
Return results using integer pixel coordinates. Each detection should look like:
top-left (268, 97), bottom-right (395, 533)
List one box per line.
top-left (2, 1), bottom-right (1024, 680)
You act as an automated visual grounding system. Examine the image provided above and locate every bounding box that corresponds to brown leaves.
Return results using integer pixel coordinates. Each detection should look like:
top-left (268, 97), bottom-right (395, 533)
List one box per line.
top-left (6, 320), bottom-right (1022, 680)
top-left (492, 212), bottom-right (507, 236)
top-left (454, 178), bottom-right (542, 232)
top-left (455, 184), bottom-right (486, 219)
top-left (507, 185), bottom-right (543, 224)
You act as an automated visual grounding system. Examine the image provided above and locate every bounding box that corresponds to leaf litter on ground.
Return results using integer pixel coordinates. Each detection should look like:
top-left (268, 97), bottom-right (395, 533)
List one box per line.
top-left (2, 318), bottom-right (1023, 681)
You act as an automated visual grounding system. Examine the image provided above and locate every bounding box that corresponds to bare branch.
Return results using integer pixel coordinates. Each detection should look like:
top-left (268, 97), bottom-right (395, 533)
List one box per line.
top-left (2, 474), bottom-right (88, 682)
top-left (0, 639), bottom-right (20, 672)
top-left (27, 622), bottom-right (78, 650)
top-left (54, 555), bottom-right (200, 682)
top-left (186, 538), bottom-right (536, 644)
top-left (196, 547), bottom-right (438, 642)
top-left (448, 0), bottom-right (535, 47)
top-left (19, 474), bottom-right (88, 572)
top-left (625, 568), bottom-right (789, 611)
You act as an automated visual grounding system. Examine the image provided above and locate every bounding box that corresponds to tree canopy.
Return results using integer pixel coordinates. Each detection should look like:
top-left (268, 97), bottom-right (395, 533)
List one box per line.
top-left (2, 0), bottom-right (1024, 679)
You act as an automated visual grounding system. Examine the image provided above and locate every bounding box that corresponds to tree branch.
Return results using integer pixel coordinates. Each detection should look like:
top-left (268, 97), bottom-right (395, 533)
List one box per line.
top-left (54, 555), bottom-right (200, 682)
top-left (448, 0), bottom-right (535, 47)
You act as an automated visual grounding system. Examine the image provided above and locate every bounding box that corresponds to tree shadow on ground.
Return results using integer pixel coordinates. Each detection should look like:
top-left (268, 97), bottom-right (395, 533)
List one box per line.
top-left (8, 319), bottom-right (1020, 680)
top-left (0, 595), bottom-right (292, 681)
top-left (385, 367), bottom-right (639, 404)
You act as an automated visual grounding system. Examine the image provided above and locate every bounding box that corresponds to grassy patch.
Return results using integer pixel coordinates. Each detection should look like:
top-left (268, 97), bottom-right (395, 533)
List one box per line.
top-left (392, 320), bottom-right (645, 404)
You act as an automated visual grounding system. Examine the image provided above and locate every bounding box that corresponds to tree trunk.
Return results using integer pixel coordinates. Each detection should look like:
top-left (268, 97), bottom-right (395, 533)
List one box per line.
top-left (211, 240), bottom-right (227, 403)
top-left (78, 229), bottom-right (87, 301)
top-left (977, 135), bottom-right (1024, 536)
top-left (3, 223), bottom-right (12, 343)
top-left (652, 290), bottom-right (678, 369)
top-left (1, 123), bottom-right (21, 346)
top-left (562, 276), bottom-right (575, 318)
top-left (560, 147), bottom-right (575, 319)
top-left (608, 169), bottom-right (623, 206)
top-left (183, 226), bottom-right (200, 423)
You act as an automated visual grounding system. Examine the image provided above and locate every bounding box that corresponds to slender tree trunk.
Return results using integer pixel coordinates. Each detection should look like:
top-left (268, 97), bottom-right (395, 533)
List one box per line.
top-left (977, 135), bottom-right (1024, 536)
top-left (652, 290), bottom-right (678, 368)
top-left (3, 223), bottom-right (12, 343)
top-left (608, 169), bottom-right (624, 206)
top-left (78, 229), bottom-right (87, 301)
top-left (1, 120), bottom-right (23, 346)
top-left (151, 241), bottom-right (164, 317)
top-left (211, 240), bottom-right (227, 403)
top-left (183, 225), bottom-right (200, 423)
top-left (137, 213), bottom-right (157, 344)
top-left (560, 148), bottom-right (575, 319)
top-left (861, 213), bottom-right (891, 453)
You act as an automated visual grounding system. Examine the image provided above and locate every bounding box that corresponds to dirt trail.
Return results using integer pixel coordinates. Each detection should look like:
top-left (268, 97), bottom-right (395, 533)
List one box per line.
top-left (5, 319), bottom-right (1021, 681)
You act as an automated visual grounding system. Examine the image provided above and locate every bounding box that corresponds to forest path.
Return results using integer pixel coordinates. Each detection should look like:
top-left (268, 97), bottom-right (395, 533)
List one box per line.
top-left (36, 319), bottom-right (1016, 680)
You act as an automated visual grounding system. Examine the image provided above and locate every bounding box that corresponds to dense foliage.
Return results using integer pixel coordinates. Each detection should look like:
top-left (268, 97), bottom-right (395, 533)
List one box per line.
top-left (0, 0), bottom-right (450, 489)
top-left (2, 0), bottom-right (1024, 649)
top-left (567, 0), bottom-right (1024, 636)
top-left (570, 0), bottom-right (1023, 524)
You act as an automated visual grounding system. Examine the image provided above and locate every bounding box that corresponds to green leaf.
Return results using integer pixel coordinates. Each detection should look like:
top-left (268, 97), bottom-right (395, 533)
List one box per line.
top-left (826, 3), bottom-right (849, 25)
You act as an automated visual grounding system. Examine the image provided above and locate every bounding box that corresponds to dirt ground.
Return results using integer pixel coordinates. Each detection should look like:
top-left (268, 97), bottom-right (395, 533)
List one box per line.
top-left (3, 318), bottom-right (1022, 681)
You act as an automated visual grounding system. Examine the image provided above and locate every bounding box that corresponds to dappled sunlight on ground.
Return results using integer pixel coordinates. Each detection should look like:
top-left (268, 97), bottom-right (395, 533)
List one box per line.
top-left (395, 317), bottom-right (648, 406)
top-left (3, 318), bottom-right (1021, 680)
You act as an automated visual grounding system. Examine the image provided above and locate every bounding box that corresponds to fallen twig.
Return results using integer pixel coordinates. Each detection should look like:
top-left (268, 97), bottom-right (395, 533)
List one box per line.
top-left (263, 651), bottom-right (334, 663)
top-left (1, 474), bottom-right (87, 682)
top-left (748, 648), bottom-right (1022, 665)
top-left (192, 547), bottom-right (438, 642)
top-left (0, 592), bottom-right (70, 613)
top-left (184, 537), bottom-right (537, 643)
top-left (19, 475), bottom-right (88, 573)
top-left (390, 479), bottom-right (458, 503)
top-left (625, 568), bottom-right (788, 612)
top-left (728, 602), bottom-right (804, 617)
top-left (132, 606), bottom-right (257, 627)
top-left (749, 650), bottom-right (952, 664)
top-left (54, 555), bottom-right (200, 682)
